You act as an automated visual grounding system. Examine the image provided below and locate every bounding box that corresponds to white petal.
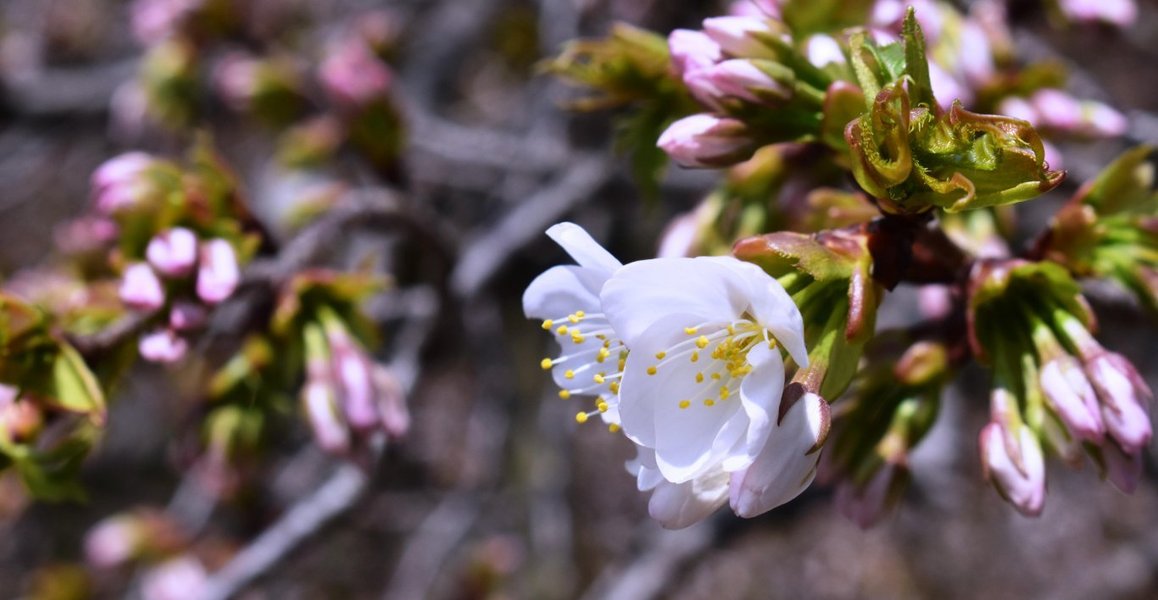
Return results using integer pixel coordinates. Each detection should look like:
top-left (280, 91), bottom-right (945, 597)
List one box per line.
top-left (627, 447), bottom-right (664, 492)
top-left (601, 257), bottom-right (748, 347)
top-left (713, 257), bottom-right (807, 366)
top-left (729, 392), bottom-right (826, 518)
top-left (546, 222), bottom-right (623, 275)
top-left (522, 265), bottom-right (604, 320)
top-left (647, 468), bottom-right (730, 529)
top-left (616, 314), bottom-right (706, 448)
top-left (721, 344), bottom-right (784, 471)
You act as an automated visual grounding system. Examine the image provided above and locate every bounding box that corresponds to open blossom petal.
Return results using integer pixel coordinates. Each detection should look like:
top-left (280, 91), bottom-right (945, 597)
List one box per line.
top-left (729, 392), bottom-right (827, 517)
top-left (545, 222), bottom-right (623, 275)
top-left (629, 448), bottom-right (729, 529)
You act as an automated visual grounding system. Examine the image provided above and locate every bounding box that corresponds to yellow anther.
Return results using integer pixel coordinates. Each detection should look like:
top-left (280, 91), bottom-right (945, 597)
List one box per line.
top-left (768, 340), bottom-right (777, 349)
top-left (695, 335), bottom-right (710, 349)
top-left (596, 347), bottom-right (611, 363)
top-left (646, 366), bottom-right (657, 376)
top-left (720, 387), bottom-right (730, 399)
top-left (711, 373), bottom-right (721, 381)
top-left (575, 412), bottom-right (589, 424)
top-left (542, 319), bottom-right (554, 330)
top-left (540, 358), bottom-right (554, 370)
top-left (608, 423), bottom-right (621, 433)
top-left (655, 351), bottom-right (667, 360)
top-left (597, 401), bottom-right (609, 413)
top-left (564, 370), bottom-right (575, 380)
top-left (695, 372), bottom-right (704, 383)
top-left (690, 352), bottom-right (699, 363)
top-left (704, 399), bottom-right (716, 407)
top-left (678, 400), bottom-right (691, 409)
top-left (727, 324), bottom-right (735, 335)
top-left (568, 313), bottom-right (581, 324)
top-left (556, 325), bottom-right (569, 336)
top-left (684, 326), bottom-right (698, 335)
top-left (594, 374), bottom-right (605, 384)
top-left (559, 389), bottom-right (571, 399)
top-left (571, 333), bottom-right (586, 344)
top-left (576, 310), bottom-right (585, 318)
top-left (609, 381), bottom-right (620, 394)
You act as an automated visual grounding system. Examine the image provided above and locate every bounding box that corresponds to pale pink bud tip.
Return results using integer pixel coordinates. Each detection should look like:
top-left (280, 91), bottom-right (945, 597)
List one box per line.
top-left (320, 41), bottom-right (393, 107)
top-left (168, 301), bottom-right (208, 331)
top-left (657, 114), bottom-right (756, 168)
top-left (302, 379), bottom-right (351, 453)
top-left (1040, 358), bottom-right (1104, 442)
top-left (147, 227), bottom-right (198, 277)
top-left (140, 557), bottom-right (208, 600)
top-left (980, 422), bottom-right (1046, 516)
top-left (139, 329), bottom-right (188, 363)
top-left (85, 517), bottom-right (139, 568)
top-left (196, 239), bottom-right (240, 304)
top-left (668, 29), bottom-right (721, 76)
top-left (702, 16), bottom-right (777, 59)
top-left (120, 263), bottom-right (166, 310)
top-left (330, 335), bottom-right (379, 431)
top-left (1087, 353), bottom-right (1152, 452)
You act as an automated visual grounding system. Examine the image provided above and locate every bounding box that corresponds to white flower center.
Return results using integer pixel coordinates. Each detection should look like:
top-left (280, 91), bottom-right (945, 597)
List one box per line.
top-left (645, 319), bottom-right (774, 410)
top-left (538, 310), bottom-right (626, 431)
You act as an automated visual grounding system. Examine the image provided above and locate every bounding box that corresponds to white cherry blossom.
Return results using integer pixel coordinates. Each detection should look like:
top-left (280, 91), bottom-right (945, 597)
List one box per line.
top-left (601, 256), bottom-right (807, 484)
top-left (522, 223), bottom-right (627, 427)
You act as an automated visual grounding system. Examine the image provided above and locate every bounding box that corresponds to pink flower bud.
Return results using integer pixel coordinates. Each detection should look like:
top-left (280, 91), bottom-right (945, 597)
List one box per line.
top-left (54, 217), bottom-right (118, 256)
top-left (140, 557), bottom-right (207, 600)
top-left (1100, 441), bottom-right (1143, 494)
top-left (0, 394), bottom-right (42, 443)
top-left (702, 16), bottom-right (780, 59)
top-left (657, 114), bottom-right (758, 168)
top-left (1059, 0), bottom-right (1137, 27)
top-left (958, 22), bottom-right (995, 86)
top-left (979, 421), bottom-right (1045, 516)
top-left (745, 0), bottom-right (782, 18)
top-left (212, 52), bottom-right (262, 111)
top-left (301, 378), bottom-right (350, 454)
top-left (699, 59), bottom-right (791, 105)
top-left (668, 29), bottom-right (721, 77)
top-left (196, 239), bottom-right (240, 304)
top-left (319, 40), bottom-right (392, 108)
top-left (1080, 102), bottom-right (1128, 137)
top-left (1031, 89), bottom-right (1082, 131)
top-left (327, 330), bottom-right (379, 431)
top-left (834, 463), bottom-right (905, 529)
top-left (1040, 357), bottom-right (1104, 442)
top-left (146, 227), bottom-right (198, 277)
top-left (85, 516), bottom-right (141, 568)
top-left (917, 284), bottom-right (953, 319)
top-left (92, 152), bottom-right (155, 213)
top-left (168, 301), bottom-right (207, 331)
top-left (729, 392), bottom-right (828, 518)
top-left (1085, 352), bottom-right (1152, 452)
top-left (998, 97), bottom-right (1039, 125)
top-left (120, 263), bottom-right (165, 310)
top-left (139, 328), bottom-right (188, 363)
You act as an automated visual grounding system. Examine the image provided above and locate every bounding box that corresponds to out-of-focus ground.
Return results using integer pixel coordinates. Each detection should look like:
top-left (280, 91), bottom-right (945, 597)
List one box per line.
top-left (0, 0), bottom-right (1156, 598)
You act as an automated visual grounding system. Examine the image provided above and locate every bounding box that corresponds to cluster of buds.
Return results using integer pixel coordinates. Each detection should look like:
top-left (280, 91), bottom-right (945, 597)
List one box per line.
top-left (1055, 0), bottom-right (1138, 28)
top-left (90, 152), bottom-right (248, 363)
top-left (1038, 147), bottom-right (1158, 312)
top-left (819, 337), bottom-right (946, 527)
top-left (660, 12), bottom-right (836, 167)
top-left (299, 307), bottom-right (408, 455)
top-left (969, 260), bottom-right (1152, 514)
top-left (998, 89), bottom-right (1128, 140)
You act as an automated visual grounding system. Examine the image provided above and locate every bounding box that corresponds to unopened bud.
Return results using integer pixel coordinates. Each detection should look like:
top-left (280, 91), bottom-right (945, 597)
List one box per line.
top-left (120, 263), bottom-right (165, 311)
top-left (979, 420), bottom-right (1045, 516)
top-left (692, 59), bottom-right (792, 107)
top-left (702, 16), bottom-right (782, 59)
top-left (146, 227), bottom-right (198, 277)
top-left (196, 239), bottom-right (240, 304)
top-left (301, 378), bottom-right (350, 454)
top-left (1040, 356), bottom-right (1104, 442)
top-left (730, 392), bottom-right (828, 517)
top-left (667, 29), bottom-right (721, 76)
top-left (92, 152), bottom-right (157, 213)
top-left (139, 328), bottom-right (188, 363)
top-left (1100, 441), bottom-right (1143, 494)
top-left (1085, 352), bottom-right (1152, 452)
top-left (85, 515), bottom-right (142, 568)
top-left (657, 114), bottom-right (759, 168)
top-left (320, 40), bottom-right (392, 108)
top-left (1058, 0), bottom-right (1138, 27)
top-left (168, 301), bottom-right (208, 331)
top-left (328, 330), bottom-right (379, 431)
top-left (140, 557), bottom-right (207, 600)
top-left (834, 462), bottom-right (908, 528)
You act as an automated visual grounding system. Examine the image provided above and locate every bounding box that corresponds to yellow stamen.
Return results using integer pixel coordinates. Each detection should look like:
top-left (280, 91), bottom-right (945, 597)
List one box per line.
top-left (655, 351), bottom-right (667, 360)
top-left (556, 325), bottom-right (569, 336)
top-left (594, 374), bottom-right (605, 384)
top-left (609, 382), bottom-right (620, 394)
top-left (695, 372), bottom-right (704, 383)
top-left (568, 313), bottom-right (581, 324)
top-left (575, 412), bottom-right (589, 424)
top-left (541, 319), bottom-right (554, 330)
top-left (608, 423), bottom-right (621, 433)
top-left (597, 401), bottom-right (609, 412)
top-left (696, 335), bottom-right (710, 349)
top-left (704, 399), bottom-right (716, 407)
top-left (690, 352), bottom-right (699, 363)
top-left (540, 358), bottom-right (553, 370)
top-left (576, 310), bottom-right (585, 318)
top-left (564, 369), bottom-right (575, 380)
top-left (558, 389), bottom-right (571, 399)
top-left (684, 326), bottom-right (698, 335)
top-left (646, 366), bottom-right (657, 376)
top-left (678, 400), bottom-right (691, 409)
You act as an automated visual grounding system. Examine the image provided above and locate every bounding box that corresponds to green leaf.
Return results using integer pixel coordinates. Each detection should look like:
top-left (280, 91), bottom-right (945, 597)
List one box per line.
top-left (49, 342), bottom-right (107, 422)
